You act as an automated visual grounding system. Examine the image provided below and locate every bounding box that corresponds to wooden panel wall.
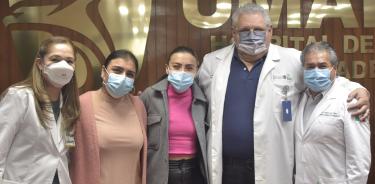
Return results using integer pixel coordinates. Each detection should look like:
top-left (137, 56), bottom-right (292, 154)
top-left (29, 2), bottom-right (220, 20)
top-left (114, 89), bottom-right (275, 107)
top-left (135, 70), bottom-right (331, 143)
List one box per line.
top-left (0, 0), bottom-right (374, 182)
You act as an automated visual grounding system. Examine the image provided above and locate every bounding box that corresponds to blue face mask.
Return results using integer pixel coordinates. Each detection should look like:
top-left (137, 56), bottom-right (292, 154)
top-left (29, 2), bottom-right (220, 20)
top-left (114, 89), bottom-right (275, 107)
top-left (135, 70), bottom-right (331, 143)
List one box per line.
top-left (167, 71), bottom-right (194, 93)
top-left (105, 72), bottom-right (134, 98)
top-left (237, 30), bottom-right (267, 55)
top-left (304, 68), bottom-right (333, 93)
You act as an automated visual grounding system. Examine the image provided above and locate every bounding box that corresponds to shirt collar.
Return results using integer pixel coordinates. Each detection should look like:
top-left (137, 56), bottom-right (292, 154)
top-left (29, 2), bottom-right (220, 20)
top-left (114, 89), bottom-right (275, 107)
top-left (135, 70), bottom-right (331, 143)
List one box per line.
top-left (305, 81), bottom-right (334, 100)
top-left (305, 88), bottom-right (323, 101)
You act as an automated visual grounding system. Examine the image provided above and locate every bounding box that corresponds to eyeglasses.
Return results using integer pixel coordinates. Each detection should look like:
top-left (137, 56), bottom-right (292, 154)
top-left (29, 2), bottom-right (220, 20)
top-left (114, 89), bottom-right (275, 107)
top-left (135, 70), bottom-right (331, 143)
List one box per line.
top-left (237, 29), bottom-right (266, 37)
top-left (235, 26), bottom-right (268, 36)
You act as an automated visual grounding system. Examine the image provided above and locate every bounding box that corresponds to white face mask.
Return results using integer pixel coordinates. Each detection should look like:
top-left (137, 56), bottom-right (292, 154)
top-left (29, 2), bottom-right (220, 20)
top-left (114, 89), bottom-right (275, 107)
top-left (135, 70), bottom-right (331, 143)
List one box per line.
top-left (43, 60), bottom-right (74, 88)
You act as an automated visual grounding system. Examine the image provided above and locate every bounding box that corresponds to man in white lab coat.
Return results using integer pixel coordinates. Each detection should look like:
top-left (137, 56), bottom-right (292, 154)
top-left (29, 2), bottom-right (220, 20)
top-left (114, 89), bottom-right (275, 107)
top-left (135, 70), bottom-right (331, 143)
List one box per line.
top-left (196, 3), bottom-right (370, 184)
top-left (295, 42), bottom-right (371, 184)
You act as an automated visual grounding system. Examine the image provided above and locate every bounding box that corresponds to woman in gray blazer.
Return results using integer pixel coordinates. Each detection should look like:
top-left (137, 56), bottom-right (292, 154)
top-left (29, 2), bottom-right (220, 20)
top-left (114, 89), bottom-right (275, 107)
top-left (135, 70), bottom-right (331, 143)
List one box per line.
top-left (140, 46), bottom-right (208, 184)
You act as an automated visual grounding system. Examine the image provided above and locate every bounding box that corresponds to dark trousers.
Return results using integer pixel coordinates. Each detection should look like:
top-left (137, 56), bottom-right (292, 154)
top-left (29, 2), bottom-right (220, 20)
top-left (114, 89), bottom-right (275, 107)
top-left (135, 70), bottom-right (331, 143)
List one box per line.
top-left (222, 156), bottom-right (255, 184)
top-left (52, 171), bottom-right (59, 184)
top-left (168, 158), bottom-right (205, 184)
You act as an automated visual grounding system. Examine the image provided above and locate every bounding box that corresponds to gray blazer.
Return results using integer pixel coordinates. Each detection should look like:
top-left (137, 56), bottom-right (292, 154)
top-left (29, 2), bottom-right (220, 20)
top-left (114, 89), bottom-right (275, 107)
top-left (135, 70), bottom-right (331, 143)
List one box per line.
top-left (140, 78), bottom-right (209, 184)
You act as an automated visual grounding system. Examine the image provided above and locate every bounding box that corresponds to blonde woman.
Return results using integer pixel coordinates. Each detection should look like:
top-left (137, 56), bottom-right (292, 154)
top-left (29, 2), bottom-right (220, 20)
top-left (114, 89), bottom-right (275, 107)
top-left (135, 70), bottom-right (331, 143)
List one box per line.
top-left (0, 36), bottom-right (80, 184)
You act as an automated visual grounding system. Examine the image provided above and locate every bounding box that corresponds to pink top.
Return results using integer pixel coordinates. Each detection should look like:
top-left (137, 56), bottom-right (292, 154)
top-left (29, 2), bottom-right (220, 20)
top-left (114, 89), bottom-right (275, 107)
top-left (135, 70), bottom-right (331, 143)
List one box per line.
top-left (167, 84), bottom-right (197, 156)
top-left (93, 90), bottom-right (143, 184)
top-left (69, 91), bottom-right (148, 184)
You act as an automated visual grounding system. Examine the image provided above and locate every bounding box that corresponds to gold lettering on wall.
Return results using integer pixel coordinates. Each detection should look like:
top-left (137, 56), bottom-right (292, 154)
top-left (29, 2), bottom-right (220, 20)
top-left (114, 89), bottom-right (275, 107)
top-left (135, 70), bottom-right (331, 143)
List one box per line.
top-left (282, 35), bottom-right (288, 47)
top-left (306, 0), bottom-right (358, 28)
top-left (352, 60), bottom-right (367, 79)
top-left (369, 60), bottom-right (375, 78)
top-left (364, 0), bottom-right (375, 27)
top-left (8, 0), bottom-right (22, 6)
top-left (306, 36), bottom-right (317, 45)
top-left (337, 61), bottom-right (351, 79)
top-left (344, 35), bottom-right (375, 53)
top-left (286, 0), bottom-right (301, 28)
top-left (240, 0), bottom-right (285, 28)
top-left (337, 60), bottom-right (375, 79)
top-left (322, 35), bottom-right (328, 42)
top-left (344, 35), bottom-right (359, 53)
top-left (272, 35), bottom-right (328, 48)
top-left (306, 35), bottom-right (328, 45)
top-left (210, 35), bottom-right (230, 51)
top-left (183, 0), bottom-right (231, 28)
top-left (360, 35), bottom-right (374, 53)
top-left (289, 37), bottom-right (304, 50)
top-left (184, 0), bottom-right (373, 29)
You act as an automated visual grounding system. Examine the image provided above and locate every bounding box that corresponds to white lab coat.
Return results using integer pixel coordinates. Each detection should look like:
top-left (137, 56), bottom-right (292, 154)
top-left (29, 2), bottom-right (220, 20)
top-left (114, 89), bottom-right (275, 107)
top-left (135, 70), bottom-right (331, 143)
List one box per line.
top-left (197, 43), bottom-right (304, 184)
top-left (0, 86), bottom-right (71, 184)
top-left (295, 81), bottom-right (371, 184)
top-left (197, 43), bottom-right (364, 184)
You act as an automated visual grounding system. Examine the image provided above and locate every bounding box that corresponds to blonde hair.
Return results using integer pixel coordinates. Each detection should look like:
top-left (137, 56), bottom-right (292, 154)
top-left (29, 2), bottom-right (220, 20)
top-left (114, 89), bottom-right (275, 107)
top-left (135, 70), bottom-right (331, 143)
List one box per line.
top-left (15, 36), bottom-right (80, 133)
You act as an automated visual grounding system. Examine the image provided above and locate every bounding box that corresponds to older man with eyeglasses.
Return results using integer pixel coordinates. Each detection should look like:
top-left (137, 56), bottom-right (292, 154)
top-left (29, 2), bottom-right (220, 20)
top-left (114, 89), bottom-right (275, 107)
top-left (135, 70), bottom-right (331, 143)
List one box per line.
top-left (197, 3), bottom-right (370, 184)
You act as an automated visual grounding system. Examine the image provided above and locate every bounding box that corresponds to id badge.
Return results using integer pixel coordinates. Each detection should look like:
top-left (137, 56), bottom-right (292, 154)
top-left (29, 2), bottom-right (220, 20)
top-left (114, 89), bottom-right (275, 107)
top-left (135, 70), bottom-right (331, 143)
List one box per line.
top-left (282, 100), bottom-right (292, 122)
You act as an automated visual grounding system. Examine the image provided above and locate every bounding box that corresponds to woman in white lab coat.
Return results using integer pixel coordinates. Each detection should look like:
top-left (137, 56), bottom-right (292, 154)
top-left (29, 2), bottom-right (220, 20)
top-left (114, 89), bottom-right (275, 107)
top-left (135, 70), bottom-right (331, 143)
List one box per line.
top-left (0, 36), bottom-right (80, 184)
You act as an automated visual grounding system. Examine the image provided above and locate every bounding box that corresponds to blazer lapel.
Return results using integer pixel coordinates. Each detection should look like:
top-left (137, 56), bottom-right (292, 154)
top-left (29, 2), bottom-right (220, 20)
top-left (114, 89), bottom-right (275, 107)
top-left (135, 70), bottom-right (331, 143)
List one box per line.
top-left (191, 83), bottom-right (207, 142)
top-left (151, 79), bottom-right (169, 123)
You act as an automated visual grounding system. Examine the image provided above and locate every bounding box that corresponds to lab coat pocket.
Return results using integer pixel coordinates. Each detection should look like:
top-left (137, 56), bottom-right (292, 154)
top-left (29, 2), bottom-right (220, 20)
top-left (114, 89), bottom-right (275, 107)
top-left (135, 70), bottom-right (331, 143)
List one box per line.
top-left (317, 176), bottom-right (348, 184)
top-left (147, 114), bottom-right (162, 150)
top-left (316, 116), bottom-right (344, 144)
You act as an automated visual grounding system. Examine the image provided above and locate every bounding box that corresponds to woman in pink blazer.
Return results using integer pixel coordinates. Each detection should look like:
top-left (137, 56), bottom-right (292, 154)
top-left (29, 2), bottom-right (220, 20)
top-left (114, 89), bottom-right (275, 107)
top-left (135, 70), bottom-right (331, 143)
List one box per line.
top-left (69, 50), bottom-right (147, 184)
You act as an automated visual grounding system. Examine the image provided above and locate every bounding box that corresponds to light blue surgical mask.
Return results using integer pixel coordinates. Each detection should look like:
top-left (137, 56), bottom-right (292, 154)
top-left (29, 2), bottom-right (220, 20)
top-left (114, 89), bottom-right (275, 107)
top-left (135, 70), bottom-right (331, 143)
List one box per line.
top-left (237, 30), bottom-right (267, 55)
top-left (104, 70), bottom-right (134, 98)
top-left (304, 68), bottom-right (333, 93)
top-left (167, 71), bottom-right (194, 93)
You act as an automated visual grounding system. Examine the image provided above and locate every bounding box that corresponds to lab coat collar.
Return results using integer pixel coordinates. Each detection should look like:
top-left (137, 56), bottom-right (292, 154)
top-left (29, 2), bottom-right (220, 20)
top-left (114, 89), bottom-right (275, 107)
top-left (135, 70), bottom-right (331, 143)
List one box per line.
top-left (215, 44), bottom-right (235, 61)
top-left (302, 81), bottom-right (338, 135)
top-left (258, 44), bottom-right (279, 88)
top-left (47, 93), bottom-right (64, 152)
top-left (305, 80), bottom-right (335, 100)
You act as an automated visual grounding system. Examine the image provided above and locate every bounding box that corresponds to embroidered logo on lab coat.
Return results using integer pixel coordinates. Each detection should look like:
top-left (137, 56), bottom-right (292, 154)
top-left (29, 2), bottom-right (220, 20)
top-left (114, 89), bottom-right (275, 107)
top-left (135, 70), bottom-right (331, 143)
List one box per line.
top-left (320, 111), bottom-right (340, 117)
